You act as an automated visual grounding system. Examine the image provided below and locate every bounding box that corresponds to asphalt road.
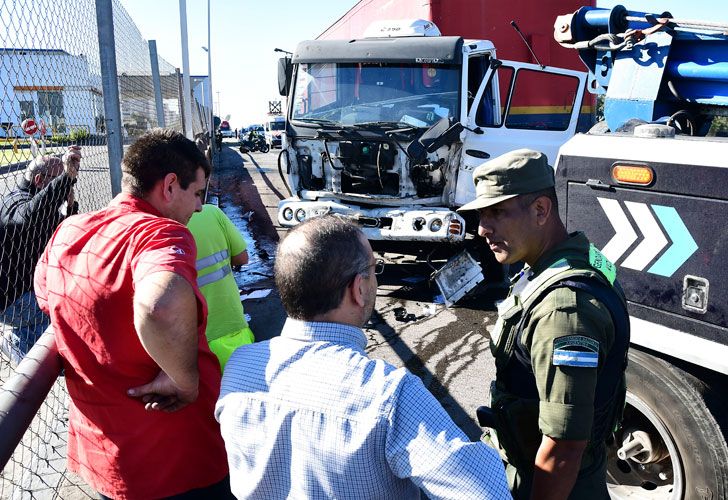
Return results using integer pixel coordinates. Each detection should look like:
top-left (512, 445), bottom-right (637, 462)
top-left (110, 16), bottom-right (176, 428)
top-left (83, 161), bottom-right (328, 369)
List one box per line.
top-left (214, 139), bottom-right (504, 440)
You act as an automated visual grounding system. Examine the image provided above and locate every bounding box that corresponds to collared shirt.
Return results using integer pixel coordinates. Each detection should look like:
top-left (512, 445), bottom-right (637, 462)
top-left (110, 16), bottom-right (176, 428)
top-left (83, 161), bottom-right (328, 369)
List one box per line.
top-left (216, 319), bottom-right (510, 500)
top-left (518, 232), bottom-right (617, 440)
top-left (34, 193), bottom-right (228, 499)
top-left (492, 232), bottom-right (623, 497)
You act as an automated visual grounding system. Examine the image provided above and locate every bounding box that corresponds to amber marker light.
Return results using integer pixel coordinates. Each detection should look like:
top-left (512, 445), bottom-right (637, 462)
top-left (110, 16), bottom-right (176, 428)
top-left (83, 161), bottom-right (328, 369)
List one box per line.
top-left (612, 164), bottom-right (654, 186)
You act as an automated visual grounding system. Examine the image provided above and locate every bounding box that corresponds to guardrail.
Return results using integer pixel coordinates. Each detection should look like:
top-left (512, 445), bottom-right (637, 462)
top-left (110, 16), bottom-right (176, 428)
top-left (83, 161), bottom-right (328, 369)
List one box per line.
top-left (0, 330), bottom-right (62, 470)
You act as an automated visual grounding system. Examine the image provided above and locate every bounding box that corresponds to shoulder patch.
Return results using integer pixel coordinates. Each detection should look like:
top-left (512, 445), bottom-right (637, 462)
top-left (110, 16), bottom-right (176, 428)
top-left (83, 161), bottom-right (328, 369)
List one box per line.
top-left (552, 335), bottom-right (599, 368)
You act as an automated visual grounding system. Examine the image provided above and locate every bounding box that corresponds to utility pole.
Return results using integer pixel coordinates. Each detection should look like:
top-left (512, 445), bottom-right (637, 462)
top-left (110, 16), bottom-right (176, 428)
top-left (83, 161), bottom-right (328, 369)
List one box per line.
top-left (179, 0), bottom-right (194, 139)
top-left (207, 0), bottom-right (213, 138)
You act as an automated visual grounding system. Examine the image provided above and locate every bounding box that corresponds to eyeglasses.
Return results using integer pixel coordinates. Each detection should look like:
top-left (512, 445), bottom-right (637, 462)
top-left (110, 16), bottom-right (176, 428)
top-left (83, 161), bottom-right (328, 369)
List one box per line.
top-left (373, 258), bottom-right (385, 275)
top-left (359, 258), bottom-right (385, 276)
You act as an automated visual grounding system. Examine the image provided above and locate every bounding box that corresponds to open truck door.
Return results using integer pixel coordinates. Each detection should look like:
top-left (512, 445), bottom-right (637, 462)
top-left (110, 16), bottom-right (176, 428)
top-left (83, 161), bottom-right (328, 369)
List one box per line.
top-left (454, 60), bottom-right (586, 207)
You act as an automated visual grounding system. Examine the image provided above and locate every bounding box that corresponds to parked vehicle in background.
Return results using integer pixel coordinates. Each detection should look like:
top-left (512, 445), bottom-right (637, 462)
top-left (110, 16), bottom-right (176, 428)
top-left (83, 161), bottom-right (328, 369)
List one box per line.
top-left (219, 120), bottom-right (234, 138)
top-left (239, 133), bottom-right (269, 154)
top-left (244, 124), bottom-right (264, 136)
top-left (553, 5), bottom-right (728, 498)
top-left (264, 116), bottom-right (285, 149)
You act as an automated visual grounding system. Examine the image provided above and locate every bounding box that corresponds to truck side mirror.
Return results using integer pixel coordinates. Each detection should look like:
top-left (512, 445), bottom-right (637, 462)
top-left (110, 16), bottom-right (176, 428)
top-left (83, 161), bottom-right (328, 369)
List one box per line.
top-left (277, 57), bottom-right (293, 96)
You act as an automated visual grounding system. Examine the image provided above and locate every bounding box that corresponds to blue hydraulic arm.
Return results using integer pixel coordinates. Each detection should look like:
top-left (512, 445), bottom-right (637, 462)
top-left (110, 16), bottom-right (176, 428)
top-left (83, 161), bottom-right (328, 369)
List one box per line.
top-left (554, 5), bottom-right (728, 134)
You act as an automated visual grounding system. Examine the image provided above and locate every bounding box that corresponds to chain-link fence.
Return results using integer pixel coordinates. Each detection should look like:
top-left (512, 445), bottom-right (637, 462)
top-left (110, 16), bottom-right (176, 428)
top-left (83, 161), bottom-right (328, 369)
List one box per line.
top-left (0, 1), bottom-right (211, 497)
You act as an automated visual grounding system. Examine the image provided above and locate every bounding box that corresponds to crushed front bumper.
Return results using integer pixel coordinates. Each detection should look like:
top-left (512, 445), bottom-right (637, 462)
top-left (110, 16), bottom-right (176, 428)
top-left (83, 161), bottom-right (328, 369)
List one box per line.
top-left (277, 197), bottom-right (466, 242)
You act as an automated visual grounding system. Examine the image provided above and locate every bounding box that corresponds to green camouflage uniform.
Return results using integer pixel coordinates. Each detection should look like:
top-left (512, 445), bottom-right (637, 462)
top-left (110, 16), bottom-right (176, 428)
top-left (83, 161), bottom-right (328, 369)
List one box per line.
top-left (486, 232), bottom-right (628, 499)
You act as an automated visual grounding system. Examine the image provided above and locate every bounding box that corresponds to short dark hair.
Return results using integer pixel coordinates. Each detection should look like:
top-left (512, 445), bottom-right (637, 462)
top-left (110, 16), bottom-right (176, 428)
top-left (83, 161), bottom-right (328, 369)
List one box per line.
top-left (121, 128), bottom-right (210, 196)
top-left (518, 186), bottom-right (559, 213)
top-left (275, 216), bottom-right (370, 320)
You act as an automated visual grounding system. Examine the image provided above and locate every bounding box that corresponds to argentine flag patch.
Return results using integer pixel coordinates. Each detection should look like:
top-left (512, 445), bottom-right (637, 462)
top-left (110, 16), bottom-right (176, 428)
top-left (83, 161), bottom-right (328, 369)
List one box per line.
top-left (552, 335), bottom-right (600, 368)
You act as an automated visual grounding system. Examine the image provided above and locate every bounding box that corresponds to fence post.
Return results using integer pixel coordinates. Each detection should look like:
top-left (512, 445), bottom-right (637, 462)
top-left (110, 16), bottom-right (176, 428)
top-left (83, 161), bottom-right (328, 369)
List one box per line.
top-left (148, 40), bottom-right (166, 128)
top-left (95, 0), bottom-right (123, 197)
top-left (175, 68), bottom-right (185, 135)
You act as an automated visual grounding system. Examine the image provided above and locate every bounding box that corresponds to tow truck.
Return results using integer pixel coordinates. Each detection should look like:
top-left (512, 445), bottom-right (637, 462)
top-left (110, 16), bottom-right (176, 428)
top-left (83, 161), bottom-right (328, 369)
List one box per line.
top-left (553, 5), bottom-right (728, 498)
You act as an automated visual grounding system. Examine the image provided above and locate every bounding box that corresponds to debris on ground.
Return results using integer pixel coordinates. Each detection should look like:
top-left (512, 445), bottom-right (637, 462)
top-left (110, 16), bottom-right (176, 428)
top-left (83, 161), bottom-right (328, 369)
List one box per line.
top-left (421, 304), bottom-right (437, 317)
top-left (393, 306), bottom-right (417, 322)
top-left (240, 289), bottom-right (272, 300)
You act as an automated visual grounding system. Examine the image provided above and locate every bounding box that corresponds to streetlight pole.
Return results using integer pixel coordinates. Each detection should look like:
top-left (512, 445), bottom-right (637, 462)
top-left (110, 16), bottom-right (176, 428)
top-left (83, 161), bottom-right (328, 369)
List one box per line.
top-left (202, 47), bottom-right (212, 137)
top-left (179, 0), bottom-right (194, 139)
top-left (206, 0), bottom-right (213, 139)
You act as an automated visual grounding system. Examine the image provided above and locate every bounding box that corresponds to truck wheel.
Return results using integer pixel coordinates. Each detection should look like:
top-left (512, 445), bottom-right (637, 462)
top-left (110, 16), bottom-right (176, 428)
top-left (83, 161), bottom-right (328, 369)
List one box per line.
top-left (607, 350), bottom-right (728, 500)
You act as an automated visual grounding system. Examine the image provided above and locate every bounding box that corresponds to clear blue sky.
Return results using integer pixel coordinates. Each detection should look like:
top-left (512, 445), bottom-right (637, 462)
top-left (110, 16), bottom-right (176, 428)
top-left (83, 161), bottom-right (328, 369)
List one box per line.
top-left (121, 0), bottom-right (728, 127)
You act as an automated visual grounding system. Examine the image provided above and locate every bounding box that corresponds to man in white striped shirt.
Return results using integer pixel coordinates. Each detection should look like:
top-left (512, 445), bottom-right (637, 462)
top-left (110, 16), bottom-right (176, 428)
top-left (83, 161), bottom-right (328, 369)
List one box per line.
top-left (216, 215), bottom-right (511, 499)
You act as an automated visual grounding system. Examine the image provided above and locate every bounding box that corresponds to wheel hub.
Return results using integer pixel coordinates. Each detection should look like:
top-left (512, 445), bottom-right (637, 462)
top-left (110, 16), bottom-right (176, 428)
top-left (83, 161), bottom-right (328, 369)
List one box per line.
top-left (607, 392), bottom-right (684, 499)
top-left (617, 429), bottom-right (669, 464)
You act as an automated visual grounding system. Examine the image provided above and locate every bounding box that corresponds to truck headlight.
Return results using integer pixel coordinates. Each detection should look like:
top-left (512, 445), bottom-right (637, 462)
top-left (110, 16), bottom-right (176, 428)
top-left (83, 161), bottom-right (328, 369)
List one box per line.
top-left (282, 207), bottom-right (293, 221)
top-left (429, 218), bottom-right (443, 232)
top-left (295, 208), bottom-right (306, 222)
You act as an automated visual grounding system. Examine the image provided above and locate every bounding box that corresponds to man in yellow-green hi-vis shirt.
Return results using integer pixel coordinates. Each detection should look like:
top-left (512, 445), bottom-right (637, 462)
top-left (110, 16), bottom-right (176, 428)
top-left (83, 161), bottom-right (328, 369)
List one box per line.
top-left (188, 204), bottom-right (255, 369)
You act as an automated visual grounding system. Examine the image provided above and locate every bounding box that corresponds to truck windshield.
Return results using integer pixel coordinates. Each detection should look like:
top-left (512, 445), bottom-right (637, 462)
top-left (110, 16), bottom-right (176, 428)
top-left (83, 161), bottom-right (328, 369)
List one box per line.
top-left (291, 62), bottom-right (460, 128)
top-left (269, 121), bottom-right (285, 131)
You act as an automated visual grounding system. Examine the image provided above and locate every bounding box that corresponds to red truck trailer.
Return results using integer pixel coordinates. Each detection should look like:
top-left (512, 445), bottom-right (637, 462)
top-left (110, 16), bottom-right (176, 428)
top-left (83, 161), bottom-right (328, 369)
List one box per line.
top-left (320, 0), bottom-right (593, 70)
top-left (320, 0), bottom-right (595, 128)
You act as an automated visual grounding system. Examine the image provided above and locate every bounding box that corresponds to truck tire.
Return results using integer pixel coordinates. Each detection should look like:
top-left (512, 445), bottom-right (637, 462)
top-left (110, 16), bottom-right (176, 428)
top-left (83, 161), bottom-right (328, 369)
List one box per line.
top-left (607, 349), bottom-right (728, 500)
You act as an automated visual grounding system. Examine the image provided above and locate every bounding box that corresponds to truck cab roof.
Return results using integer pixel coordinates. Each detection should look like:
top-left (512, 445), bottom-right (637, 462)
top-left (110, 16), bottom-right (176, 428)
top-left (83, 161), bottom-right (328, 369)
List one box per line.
top-left (293, 36), bottom-right (464, 64)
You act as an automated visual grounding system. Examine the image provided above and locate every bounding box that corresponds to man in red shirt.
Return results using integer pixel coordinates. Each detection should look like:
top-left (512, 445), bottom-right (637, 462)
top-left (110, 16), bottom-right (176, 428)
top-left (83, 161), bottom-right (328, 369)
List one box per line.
top-left (34, 129), bottom-right (232, 499)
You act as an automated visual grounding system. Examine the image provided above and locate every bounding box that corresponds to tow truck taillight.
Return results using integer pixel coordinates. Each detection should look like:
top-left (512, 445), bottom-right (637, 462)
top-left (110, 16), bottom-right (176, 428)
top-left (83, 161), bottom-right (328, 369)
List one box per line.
top-left (612, 164), bottom-right (654, 186)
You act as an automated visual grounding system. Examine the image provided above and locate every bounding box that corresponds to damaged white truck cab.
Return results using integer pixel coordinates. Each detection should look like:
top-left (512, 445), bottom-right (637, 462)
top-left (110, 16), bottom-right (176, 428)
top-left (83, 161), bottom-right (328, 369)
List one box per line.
top-left (276, 20), bottom-right (587, 242)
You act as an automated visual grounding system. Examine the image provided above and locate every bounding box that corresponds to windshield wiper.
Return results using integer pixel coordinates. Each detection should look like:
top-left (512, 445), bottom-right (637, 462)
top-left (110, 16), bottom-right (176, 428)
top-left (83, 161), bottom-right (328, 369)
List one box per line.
top-left (294, 118), bottom-right (337, 127)
top-left (354, 121), bottom-right (417, 129)
top-left (353, 122), bottom-right (421, 136)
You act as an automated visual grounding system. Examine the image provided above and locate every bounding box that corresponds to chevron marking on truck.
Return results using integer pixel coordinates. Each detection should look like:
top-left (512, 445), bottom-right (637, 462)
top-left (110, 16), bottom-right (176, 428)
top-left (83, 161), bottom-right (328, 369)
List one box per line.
top-left (596, 198), bottom-right (698, 277)
top-left (647, 205), bottom-right (699, 277)
top-left (620, 201), bottom-right (668, 271)
top-left (597, 198), bottom-right (637, 264)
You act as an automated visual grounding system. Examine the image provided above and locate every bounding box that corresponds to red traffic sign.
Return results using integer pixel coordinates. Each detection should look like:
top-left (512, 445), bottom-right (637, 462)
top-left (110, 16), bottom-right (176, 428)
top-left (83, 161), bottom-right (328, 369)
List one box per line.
top-left (21, 118), bottom-right (38, 136)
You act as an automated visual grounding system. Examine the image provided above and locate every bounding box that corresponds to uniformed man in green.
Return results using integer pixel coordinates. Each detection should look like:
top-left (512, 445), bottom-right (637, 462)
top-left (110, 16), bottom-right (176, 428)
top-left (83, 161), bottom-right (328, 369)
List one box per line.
top-left (458, 149), bottom-right (630, 499)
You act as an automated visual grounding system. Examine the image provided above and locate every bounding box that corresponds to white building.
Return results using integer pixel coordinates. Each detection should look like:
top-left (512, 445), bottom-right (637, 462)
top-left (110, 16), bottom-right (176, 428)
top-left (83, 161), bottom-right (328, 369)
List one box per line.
top-left (0, 48), bottom-right (103, 138)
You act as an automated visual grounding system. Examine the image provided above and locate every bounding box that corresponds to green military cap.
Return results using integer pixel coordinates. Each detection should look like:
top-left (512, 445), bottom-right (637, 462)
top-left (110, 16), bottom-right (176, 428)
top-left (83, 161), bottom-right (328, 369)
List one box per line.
top-left (457, 149), bottom-right (554, 212)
